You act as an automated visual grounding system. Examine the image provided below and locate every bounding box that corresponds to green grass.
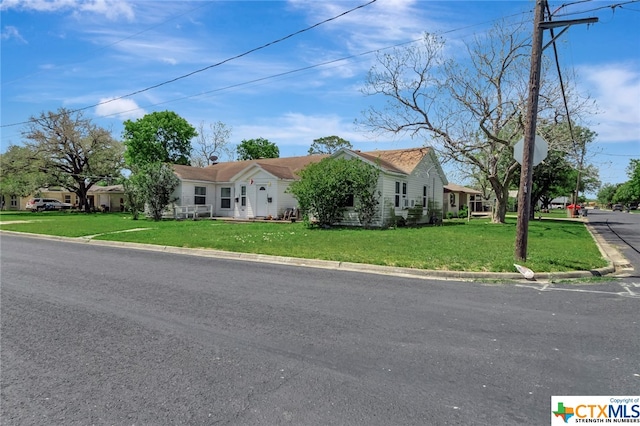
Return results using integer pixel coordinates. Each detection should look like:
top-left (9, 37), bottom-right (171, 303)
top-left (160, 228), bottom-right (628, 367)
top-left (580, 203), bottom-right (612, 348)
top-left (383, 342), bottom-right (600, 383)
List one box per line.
top-left (0, 211), bottom-right (608, 273)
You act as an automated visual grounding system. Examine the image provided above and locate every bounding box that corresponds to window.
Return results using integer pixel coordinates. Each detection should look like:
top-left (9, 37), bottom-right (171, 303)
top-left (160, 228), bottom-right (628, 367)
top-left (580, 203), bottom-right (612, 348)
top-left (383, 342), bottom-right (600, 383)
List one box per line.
top-left (423, 186), bottom-right (428, 208)
top-left (240, 185), bottom-right (246, 207)
top-left (220, 187), bottom-right (231, 208)
top-left (10, 196), bottom-right (17, 208)
top-left (341, 193), bottom-right (354, 207)
top-left (395, 181), bottom-right (407, 208)
top-left (64, 195), bottom-right (71, 204)
top-left (194, 186), bottom-right (206, 205)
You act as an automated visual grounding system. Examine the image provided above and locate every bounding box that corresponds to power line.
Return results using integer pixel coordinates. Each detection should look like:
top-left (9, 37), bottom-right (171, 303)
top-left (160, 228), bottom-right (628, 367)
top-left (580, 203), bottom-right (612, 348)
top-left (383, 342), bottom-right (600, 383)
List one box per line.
top-left (3, 0), bottom-right (634, 136)
top-left (2, 7), bottom-right (533, 130)
top-left (1, 0), bottom-right (377, 129)
top-left (552, 0), bottom-right (640, 17)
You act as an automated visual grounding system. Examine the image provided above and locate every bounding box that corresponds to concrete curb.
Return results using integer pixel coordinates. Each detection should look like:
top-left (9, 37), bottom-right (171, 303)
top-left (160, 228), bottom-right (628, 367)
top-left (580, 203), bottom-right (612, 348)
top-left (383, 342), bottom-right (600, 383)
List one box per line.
top-left (0, 223), bottom-right (629, 282)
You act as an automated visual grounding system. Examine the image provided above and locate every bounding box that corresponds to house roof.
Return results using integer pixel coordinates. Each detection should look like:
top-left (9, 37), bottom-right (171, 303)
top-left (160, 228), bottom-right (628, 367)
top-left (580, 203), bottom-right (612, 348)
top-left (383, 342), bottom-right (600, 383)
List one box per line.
top-left (444, 183), bottom-right (481, 194)
top-left (173, 155), bottom-right (329, 182)
top-left (350, 147), bottom-right (432, 174)
top-left (173, 147), bottom-right (437, 183)
top-left (88, 184), bottom-right (124, 193)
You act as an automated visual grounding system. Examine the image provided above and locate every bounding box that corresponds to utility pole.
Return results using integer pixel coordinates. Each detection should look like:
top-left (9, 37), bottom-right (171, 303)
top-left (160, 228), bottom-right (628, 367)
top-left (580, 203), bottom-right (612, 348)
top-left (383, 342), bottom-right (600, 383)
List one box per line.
top-left (515, 0), bottom-right (545, 262)
top-left (514, 1), bottom-right (598, 262)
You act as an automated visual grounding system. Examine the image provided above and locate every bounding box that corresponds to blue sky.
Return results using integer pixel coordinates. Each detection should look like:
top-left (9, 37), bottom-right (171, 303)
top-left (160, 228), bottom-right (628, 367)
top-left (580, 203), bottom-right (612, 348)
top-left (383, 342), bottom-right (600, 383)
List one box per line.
top-left (1, 0), bottom-right (639, 193)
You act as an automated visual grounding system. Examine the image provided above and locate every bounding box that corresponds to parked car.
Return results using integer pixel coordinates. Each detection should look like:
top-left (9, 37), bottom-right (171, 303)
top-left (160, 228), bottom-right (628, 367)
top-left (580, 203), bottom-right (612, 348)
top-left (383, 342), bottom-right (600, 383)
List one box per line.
top-left (612, 204), bottom-right (624, 212)
top-left (25, 198), bottom-right (72, 212)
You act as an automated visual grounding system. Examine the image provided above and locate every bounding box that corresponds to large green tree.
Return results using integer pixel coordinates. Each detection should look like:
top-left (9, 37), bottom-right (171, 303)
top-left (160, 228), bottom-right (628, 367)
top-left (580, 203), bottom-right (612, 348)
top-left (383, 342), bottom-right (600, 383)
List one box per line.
top-left (0, 144), bottom-right (48, 200)
top-left (540, 123), bottom-right (598, 204)
top-left (22, 108), bottom-right (124, 211)
top-left (123, 111), bottom-right (197, 169)
top-left (613, 159), bottom-right (640, 204)
top-left (236, 138), bottom-right (279, 160)
top-left (288, 157), bottom-right (379, 228)
top-left (528, 150), bottom-right (575, 211)
top-left (308, 136), bottom-right (352, 155)
top-left (597, 183), bottom-right (619, 206)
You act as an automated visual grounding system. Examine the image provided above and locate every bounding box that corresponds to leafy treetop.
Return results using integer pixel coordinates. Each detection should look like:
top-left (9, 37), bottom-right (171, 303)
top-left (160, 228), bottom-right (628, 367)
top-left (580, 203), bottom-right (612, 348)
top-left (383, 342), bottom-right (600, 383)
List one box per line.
top-left (236, 138), bottom-right (279, 160)
top-left (123, 111), bottom-right (197, 168)
top-left (308, 136), bottom-right (353, 155)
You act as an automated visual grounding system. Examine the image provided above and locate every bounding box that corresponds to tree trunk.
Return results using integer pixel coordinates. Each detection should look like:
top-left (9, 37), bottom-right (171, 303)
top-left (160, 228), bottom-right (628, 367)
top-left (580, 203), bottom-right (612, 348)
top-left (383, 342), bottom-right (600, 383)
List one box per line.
top-left (489, 179), bottom-right (509, 223)
top-left (76, 184), bottom-right (90, 212)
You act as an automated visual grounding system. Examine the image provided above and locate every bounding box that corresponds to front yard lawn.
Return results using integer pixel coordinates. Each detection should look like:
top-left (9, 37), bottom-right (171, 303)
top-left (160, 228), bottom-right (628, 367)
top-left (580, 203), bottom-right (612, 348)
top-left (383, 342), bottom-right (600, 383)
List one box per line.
top-left (0, 211), bottom-right (607, 273)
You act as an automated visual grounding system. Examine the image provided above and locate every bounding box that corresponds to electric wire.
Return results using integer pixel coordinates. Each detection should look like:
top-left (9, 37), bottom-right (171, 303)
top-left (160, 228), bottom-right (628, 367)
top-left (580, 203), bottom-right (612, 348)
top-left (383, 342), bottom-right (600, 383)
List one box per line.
top-left (1, 0), bottom-right (378, 129)
top-left (1, 0), bottom-right (635, 143)
top-left (552, 0), bottom-right (640, 17)
top-left (0, 8), bottom-right (534, 130)
top-left (545, 1), bottom-right (584, 204)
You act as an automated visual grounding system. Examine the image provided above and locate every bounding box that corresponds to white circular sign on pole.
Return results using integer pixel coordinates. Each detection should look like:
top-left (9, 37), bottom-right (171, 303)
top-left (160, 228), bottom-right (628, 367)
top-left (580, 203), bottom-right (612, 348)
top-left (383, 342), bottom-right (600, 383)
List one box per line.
top-left (514, 135), bottom-right (548, 166)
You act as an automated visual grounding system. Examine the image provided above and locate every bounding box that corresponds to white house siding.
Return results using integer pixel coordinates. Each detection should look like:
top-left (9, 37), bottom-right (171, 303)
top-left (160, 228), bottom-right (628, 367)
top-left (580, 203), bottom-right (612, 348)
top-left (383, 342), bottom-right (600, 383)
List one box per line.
top-left (340, 176), bottom-right (385, 227)
top-left (329, 150), bottom-right (447, 227)
top-left (379, 173), bottom-right (409, 222)
top-left (276, 181), bottom-right (298, 217)
top-left (412, 157), bottom-right (445, 213)
top-left (171, 181), bottom-right (218, 218)
top-left (213, 183), bottom-right (235, 218)
top-left (234, 182), bottom-right (252, 219)
top-left (174, 181), bottom-right (216, 207)
top-left (232, 169), bottom-right (279, 218)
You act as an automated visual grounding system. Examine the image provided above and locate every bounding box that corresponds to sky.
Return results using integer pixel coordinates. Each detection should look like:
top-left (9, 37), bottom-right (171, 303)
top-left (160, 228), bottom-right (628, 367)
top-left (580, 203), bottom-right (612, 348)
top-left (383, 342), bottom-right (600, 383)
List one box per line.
top-left (1, 0), bottom-right (639, 194)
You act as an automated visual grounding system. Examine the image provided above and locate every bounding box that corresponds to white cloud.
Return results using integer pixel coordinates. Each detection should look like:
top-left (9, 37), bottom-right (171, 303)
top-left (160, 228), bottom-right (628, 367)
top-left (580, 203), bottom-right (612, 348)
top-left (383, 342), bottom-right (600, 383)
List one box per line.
top-left (77, 0), bottom-right (134, 21)
top-left (1, 25), bottom-right (27, 43)
top-left (288, 0), bottom-right (442, 51)
top-left (579, 63), bottom-right (640, 143)
top-left (1, 0), bottom-right (134, 21)
top-left (161, 57), bottom-right (178, 65)
top-left (95, 97), bottom-right (145, 120)
top-left (234, 112), bottom-right (364, 147)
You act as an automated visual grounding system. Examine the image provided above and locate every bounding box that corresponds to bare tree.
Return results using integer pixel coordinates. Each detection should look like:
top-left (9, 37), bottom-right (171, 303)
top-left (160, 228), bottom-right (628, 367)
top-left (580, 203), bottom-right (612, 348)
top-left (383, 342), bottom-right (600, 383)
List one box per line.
top-left (359, 23), bottom-right (590, 223)
top-left (190, 121), bottom-right (232, 167)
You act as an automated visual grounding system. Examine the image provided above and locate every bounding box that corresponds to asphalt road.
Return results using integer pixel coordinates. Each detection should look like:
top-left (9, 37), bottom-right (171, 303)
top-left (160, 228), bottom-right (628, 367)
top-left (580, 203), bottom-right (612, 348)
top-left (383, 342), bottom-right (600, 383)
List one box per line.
top-left (587, 209), bottom-right (640, 278)
top-left (1, 234), bottom-right (638, 425)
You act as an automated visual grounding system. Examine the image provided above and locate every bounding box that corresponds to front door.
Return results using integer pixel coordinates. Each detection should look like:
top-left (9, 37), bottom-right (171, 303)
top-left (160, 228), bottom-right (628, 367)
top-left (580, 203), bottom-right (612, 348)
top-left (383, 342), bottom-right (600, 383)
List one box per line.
top-left (256, 186), bottom-right (268, 217)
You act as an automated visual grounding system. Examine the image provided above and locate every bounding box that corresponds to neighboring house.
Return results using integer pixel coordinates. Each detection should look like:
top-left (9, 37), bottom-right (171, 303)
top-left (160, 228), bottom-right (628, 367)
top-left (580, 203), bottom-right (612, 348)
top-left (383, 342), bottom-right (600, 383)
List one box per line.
top-left (171, 147), bottom-right (448, 227)
top-left (548, 196), bottom-right (570, 209)
top-left (443, 183), bottom-right (484, 216)
top-left (89, 185), bottom-right (126, 212)
top-left (8, 185), bottom-right (125, 211)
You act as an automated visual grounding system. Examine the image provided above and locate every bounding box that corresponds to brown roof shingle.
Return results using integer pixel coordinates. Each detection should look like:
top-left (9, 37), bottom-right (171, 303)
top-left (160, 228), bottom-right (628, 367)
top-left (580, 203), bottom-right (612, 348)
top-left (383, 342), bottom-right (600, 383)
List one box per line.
top-left (352, 147), bottom-right (431, 174)
top-left (444, 183), bottom-right (481, 194)
top-left (172, 155), bottom-right (329, 182)
top-left (172, 148), bottom-right (432, 183)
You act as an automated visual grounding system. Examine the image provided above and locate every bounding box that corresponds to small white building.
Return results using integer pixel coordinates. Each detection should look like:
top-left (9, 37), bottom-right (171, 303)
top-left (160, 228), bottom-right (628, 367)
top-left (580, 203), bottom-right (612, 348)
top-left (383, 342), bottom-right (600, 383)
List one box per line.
top-left (171, 147), bottom-right (448, 227)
